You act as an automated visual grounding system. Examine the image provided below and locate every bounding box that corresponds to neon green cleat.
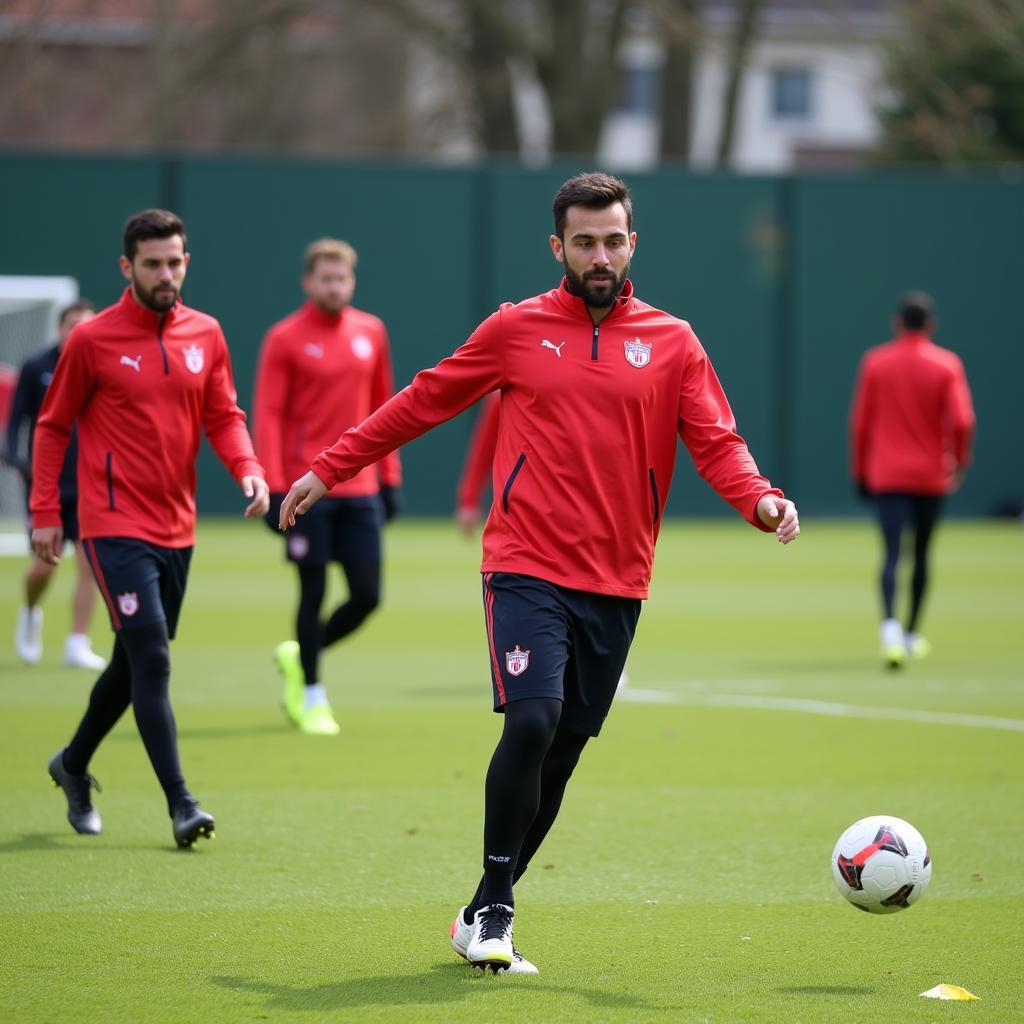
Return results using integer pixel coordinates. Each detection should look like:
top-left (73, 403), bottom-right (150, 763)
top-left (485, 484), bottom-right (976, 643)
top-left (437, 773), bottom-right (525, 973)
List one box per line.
top-left (884, 644), bottom-right (907, 669)
top-left (905, 633), bottom-right (932, 660)
top-left (299, 702), bottom-right (341, 736)
top-left (274, 641), bottom-right (305, 725)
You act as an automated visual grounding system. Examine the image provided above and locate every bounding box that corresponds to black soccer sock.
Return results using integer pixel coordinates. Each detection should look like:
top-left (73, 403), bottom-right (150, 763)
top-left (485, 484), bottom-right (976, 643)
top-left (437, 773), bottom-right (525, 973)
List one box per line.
top-left (477, 698), bottom-right (561, 911)
top-left (320, 558), bottom-right (381, 648)
top-left (465, 724), bottom-right (589, 925)
top-left (63, 636), bottom-right (132, 775)
top-left (120, 622), bottom-right (188, 813)
top-left (296, 564), bottom-right (327, 686)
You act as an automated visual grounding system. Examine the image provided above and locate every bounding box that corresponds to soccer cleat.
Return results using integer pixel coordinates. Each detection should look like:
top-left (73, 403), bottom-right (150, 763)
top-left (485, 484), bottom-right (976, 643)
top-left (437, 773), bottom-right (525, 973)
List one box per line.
top-left (299, 702), bottom-right (341, 736)
top-left (172, 798), bottom-right (215, 848)
top-left (274, 640), bottom-right (304, 725)
top-left (451, 906), bottom-right (538, 974)
top-left (905, 633), bottom-right (932, 660)
top-left (47, 749), bottom-right (101, 835)
top-left (881, 618), bottom-right (906, 669)
top-left (466, 904), bottom-right (515, 970)
top-left (884, 644), bottom-right (907, 669)
top-left (16, 606), bottom-right (43, 664)
top-left (62, 635), bottom-right (107, 670)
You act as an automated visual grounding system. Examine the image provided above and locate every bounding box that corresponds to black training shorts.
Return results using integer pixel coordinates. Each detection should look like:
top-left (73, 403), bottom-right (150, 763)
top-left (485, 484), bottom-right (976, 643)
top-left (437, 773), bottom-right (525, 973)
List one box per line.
top-left (82, 537), bottom-right (193, 638)
top-left (482, 571), bottom-right (641, 737)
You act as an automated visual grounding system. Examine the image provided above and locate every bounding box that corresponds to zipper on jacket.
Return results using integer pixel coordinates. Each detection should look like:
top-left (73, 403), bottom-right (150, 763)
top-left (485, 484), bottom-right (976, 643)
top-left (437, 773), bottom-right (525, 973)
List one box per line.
top-left (649, 467), bottom-right (660, 524)
top-left (502, 453), bottom-right (527, 513)
top-left (105, 452), bottom-right (115, 510)
top-left (157, 316), bottom-right (170, 374)
top-left (591, 323), bottom-right (599, 361)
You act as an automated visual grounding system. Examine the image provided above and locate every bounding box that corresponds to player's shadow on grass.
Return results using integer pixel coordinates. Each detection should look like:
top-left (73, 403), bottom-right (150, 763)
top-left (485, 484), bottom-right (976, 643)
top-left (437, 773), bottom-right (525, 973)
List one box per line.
top-left (778, 985), bottom-right (875, 996)
top-left (0, 832), bottom-right (71, 853)
top-left (212, 965), bottom-right (653, 1012)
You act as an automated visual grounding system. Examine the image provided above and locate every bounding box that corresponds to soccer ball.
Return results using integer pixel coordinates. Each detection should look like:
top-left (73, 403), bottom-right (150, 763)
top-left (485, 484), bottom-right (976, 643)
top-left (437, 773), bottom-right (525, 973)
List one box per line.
top-left (831, 815), bottom-right (931, 914)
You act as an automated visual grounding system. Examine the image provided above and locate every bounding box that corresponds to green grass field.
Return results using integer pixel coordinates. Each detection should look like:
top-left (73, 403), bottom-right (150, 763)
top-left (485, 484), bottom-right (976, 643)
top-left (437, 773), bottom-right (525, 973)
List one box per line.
top-left (1, 517), bottom-right (1022, 1023)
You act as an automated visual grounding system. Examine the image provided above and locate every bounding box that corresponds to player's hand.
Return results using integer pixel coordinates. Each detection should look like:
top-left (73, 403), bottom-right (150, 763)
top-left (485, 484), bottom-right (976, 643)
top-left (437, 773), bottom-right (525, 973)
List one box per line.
top-left (280, 471), bottom-right (327, 530)
top-left (31, 525), bottom-right (63, 565)
top-left (241, 475), bottom-right (270, 518)
top-left (757, 495), bottom-right (800, 544)
top-left (379, 484), bottom-right (401, 523)
top-left (456, 504), bottom-right (480, 537)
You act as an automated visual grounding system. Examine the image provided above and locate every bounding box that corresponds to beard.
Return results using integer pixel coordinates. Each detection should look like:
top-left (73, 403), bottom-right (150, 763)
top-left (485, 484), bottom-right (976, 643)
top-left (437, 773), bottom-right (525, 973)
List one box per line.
top-left (133, 279), bottom-right (180, 313)
top-left (564, 261), bottom-right (630, 308)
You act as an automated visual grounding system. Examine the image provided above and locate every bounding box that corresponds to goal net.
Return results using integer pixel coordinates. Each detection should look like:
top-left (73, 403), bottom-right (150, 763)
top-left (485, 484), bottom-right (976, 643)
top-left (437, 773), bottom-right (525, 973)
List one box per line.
top-left (0, 276), bottom-right (80, 544)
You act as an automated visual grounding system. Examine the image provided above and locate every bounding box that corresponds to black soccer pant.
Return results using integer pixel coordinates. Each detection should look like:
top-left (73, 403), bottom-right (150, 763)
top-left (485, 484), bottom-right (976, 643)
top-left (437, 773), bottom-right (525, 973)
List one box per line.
top-left (63, 621), bottom-right (188, 814)
top-left (469, 697), bottom-right (590, 913)
top-left (875, 493), bottom-right (943, 630)
top-left (295, 558), bottom-right (381, 686)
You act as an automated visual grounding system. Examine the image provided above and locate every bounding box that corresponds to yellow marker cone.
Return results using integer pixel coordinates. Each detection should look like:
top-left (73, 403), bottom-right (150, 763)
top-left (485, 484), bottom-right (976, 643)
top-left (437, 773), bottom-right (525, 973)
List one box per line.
top-left (919, 984), bottom-right (980, 1001)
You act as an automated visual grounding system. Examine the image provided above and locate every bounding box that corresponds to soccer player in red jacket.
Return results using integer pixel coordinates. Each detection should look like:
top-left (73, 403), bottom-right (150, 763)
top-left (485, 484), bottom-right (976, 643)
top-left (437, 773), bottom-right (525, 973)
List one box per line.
top-left (31, 209), bottom-right (269, 847)
top-left (281, 173), bottom-right (799, 972)
top-left (850, 292), bottom-right (975, 667)
top-left (253, 239), bottom-right (401, 736)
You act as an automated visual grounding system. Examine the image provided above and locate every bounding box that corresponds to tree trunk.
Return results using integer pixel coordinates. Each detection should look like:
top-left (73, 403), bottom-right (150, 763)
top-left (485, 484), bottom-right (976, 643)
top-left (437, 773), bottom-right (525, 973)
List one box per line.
top-left (716, 0), bottom-right (761, 168)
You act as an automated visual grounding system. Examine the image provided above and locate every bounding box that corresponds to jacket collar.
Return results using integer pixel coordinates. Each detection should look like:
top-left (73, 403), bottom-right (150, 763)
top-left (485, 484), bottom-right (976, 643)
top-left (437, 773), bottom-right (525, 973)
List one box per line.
top-left (302, 300), bottom-right (347, 328)
top-left (552, 277), bottom-right (635, 323)
top-left (896, 331), bottom-right (931, 345)
top-left (117, 287), bottom-right (181, 329)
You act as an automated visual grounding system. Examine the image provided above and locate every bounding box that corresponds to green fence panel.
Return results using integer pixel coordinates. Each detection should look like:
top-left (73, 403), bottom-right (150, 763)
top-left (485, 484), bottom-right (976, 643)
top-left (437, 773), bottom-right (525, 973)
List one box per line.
top-left (790, 175), bottom-right (1024, 517)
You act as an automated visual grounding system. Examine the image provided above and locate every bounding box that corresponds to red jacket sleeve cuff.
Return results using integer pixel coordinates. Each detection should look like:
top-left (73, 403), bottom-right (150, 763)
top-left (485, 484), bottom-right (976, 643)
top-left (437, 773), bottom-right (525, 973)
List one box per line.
top-left (33, 509), bottom-right (63, 529)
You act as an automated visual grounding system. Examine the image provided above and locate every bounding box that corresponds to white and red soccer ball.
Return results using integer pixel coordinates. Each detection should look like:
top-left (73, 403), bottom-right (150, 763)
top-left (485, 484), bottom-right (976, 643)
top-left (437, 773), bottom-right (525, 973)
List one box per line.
top-left (832, 815), bottom-right (932, 914)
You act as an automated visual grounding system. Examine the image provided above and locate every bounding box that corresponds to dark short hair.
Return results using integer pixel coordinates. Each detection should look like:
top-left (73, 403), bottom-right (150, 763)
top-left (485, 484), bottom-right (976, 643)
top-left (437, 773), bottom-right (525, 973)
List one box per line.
top-left (552, 172), bottom-right (633, 238)
top-left (899, 291), bottom-right (934, 330)
top-left (123, 209), bottom-right (187, 260)
top-left (58, 299), bottom-right (95, 326)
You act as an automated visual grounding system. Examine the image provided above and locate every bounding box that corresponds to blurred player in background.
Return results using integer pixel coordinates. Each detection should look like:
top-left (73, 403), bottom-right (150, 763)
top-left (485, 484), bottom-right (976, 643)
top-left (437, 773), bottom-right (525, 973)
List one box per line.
top-left (281, 172), bottom-right (799, 973)
top-left (6, 299), bottom-right (106, 669)
top-left (254, 240), bottom-right (401, 736)
top-left (850, 291), bottom-right (975, 668)
top-left (32, 209), bottom-right (268, 847)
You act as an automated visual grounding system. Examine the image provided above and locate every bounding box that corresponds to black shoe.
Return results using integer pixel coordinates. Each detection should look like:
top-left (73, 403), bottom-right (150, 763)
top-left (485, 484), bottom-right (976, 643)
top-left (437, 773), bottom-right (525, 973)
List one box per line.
top-left (47, 749), bottom-right (102, 835)
top-left (172, 798), bottom-right (215, 848)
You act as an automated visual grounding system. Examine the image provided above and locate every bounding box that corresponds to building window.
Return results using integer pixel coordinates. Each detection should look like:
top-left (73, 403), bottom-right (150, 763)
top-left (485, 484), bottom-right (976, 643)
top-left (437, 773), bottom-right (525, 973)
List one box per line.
top-left (771, 68), bottom-right (813, 120)
top-left (617, 65), bottom-right (662, 116)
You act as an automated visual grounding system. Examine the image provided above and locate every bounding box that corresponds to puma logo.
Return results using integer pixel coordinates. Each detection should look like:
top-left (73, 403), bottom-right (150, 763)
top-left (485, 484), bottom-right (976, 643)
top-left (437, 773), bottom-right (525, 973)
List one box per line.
top-left (541, 339), bottom-right (565, 358)
top-left (120, 355), bottom-right (142, 372)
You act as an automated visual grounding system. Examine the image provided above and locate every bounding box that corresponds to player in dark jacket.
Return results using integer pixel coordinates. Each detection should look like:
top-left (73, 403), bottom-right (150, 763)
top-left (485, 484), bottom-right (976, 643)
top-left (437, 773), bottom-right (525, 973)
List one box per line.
top-left (5, 300), bottom-right (106, 669)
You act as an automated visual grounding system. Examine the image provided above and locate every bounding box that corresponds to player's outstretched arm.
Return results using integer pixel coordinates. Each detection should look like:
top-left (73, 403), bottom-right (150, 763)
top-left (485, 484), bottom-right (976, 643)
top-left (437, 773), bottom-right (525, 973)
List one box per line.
top-left (756, 495), bottom-right (800, 544)
top-left (279, 471), bottom-right (328, 530)
top-left (241, 475), bottom-right (270, 518)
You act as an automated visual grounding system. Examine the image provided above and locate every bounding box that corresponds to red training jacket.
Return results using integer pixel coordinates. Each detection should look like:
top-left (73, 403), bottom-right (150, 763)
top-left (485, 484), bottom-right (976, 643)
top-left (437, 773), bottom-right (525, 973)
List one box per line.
top-left (32, 289), bottom-right (263, 547)
top-left (253, 301), bottom-right (400, 498)
top-left (456, 391), bottom-right (500, 515)
top-left (850, 332), bottom-right (975, 495)
top-left (312, 280), bottom-right (781, 600)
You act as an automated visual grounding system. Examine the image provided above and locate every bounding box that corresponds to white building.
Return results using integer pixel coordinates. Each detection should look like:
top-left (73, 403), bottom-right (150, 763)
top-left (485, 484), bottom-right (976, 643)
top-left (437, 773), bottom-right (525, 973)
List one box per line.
top-left (602, 0), bottom-right (900, 172)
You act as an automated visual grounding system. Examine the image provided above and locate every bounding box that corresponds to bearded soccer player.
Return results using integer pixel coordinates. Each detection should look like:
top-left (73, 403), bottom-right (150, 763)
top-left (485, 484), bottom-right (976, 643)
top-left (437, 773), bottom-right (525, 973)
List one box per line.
top-left (31, 209), bottom-right (269, 847)
top-left (254, 239), bottom-right (401, 736)
top-left (281, 173), bottom-right (800, 972)
top-left (850, 291), bottom-right (975, 668)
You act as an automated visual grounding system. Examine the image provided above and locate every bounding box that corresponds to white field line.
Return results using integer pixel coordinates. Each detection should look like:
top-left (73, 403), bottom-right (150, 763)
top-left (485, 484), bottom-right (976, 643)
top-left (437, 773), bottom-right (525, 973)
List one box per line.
top-left (618, 686), bottom-right (1024, 732)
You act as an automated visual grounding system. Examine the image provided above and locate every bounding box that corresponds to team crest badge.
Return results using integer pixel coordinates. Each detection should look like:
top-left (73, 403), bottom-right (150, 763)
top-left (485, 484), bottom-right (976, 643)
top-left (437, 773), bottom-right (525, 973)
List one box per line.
top-left (624, 338), bottom-right (651, 368)
top-left (183, 345), bottom-right (204, 374)
top-left (505, 645), bottom-right (530, 676)
top-left (351, 335), bottom-right (374, 360)
top-left (117, 592), bottom-right (139, 617)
